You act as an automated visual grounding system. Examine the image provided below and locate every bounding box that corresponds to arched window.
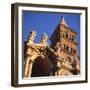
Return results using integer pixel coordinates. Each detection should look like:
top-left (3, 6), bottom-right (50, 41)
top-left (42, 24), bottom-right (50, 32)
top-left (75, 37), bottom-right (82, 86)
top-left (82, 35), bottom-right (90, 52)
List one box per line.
top-left (70, 35), bottom-right (75, 41)
top-left (74, 50), bottom-right (76, 54)
top-left (64, 44), bottom-right (70, 52)
top-left (66, 33), bottom-right (68, 38)
top-left (66, 46), bottom-right (69, 51)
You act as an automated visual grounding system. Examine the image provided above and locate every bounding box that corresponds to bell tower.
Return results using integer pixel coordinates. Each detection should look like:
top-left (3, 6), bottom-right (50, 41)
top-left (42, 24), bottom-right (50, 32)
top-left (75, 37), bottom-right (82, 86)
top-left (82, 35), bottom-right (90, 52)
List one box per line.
top-left (50, 16), bottom-right (80, 76)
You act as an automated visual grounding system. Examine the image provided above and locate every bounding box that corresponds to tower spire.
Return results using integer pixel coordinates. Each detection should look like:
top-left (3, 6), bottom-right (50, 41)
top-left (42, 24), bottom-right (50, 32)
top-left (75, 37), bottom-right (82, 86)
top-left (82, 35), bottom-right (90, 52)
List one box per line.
top-left (60, 16), bottom-right (68, 27)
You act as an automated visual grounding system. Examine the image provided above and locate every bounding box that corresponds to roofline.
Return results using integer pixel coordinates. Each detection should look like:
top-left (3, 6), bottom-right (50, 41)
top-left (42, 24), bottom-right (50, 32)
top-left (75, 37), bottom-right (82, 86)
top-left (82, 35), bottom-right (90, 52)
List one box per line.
top-left (50, 24), bottom-right (77, 41)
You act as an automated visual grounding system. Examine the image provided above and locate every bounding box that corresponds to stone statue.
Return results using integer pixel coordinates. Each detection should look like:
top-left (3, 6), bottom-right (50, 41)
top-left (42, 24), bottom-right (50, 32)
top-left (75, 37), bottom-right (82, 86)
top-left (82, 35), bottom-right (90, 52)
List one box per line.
top-left (55, 42), bottom-right (61, 53)
top-left (28, 30), bottom-right (37, 44)
top-left (40, 32), bottom-right (48, 45)
top-left (72, 55), bottom-right (78, 69)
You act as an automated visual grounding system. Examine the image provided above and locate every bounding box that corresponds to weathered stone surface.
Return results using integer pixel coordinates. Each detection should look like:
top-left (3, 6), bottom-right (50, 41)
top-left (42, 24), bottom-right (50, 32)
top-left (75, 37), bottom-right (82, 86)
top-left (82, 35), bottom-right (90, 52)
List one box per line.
top-left (24, 16), bottom-right (80, 78)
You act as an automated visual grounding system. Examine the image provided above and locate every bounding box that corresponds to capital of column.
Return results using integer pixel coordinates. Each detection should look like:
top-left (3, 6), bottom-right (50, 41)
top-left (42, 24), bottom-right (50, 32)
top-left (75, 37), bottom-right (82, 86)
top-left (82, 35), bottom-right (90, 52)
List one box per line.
top-left (29, 59), bottom-right (34, 64)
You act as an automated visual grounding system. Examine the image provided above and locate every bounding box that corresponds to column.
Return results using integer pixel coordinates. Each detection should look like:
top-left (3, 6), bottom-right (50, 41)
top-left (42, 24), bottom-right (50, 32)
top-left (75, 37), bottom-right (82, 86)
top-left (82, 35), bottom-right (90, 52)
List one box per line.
top-left (28, 60), bottom-right (34, 77)
top-left (24, 57), bottom-right (30, 77)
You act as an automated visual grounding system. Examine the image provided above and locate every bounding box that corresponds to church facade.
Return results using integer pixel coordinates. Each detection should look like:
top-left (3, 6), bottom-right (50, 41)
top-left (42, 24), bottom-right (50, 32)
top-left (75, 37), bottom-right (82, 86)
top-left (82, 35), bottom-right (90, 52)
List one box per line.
top-left (24, 16), bottom-right (80, 78)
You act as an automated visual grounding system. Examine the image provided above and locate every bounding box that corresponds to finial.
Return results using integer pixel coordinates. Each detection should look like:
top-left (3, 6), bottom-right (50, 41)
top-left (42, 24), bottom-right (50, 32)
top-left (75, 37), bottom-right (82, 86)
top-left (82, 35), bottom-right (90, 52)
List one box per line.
top-left (60, 16), bottom-right (68, 27)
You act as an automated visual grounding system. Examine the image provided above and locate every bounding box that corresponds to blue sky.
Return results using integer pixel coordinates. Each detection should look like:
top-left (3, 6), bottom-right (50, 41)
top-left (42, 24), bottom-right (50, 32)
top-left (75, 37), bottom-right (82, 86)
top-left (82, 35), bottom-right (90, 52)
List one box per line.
top-left (22, 11), bottom-right (80, 54)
